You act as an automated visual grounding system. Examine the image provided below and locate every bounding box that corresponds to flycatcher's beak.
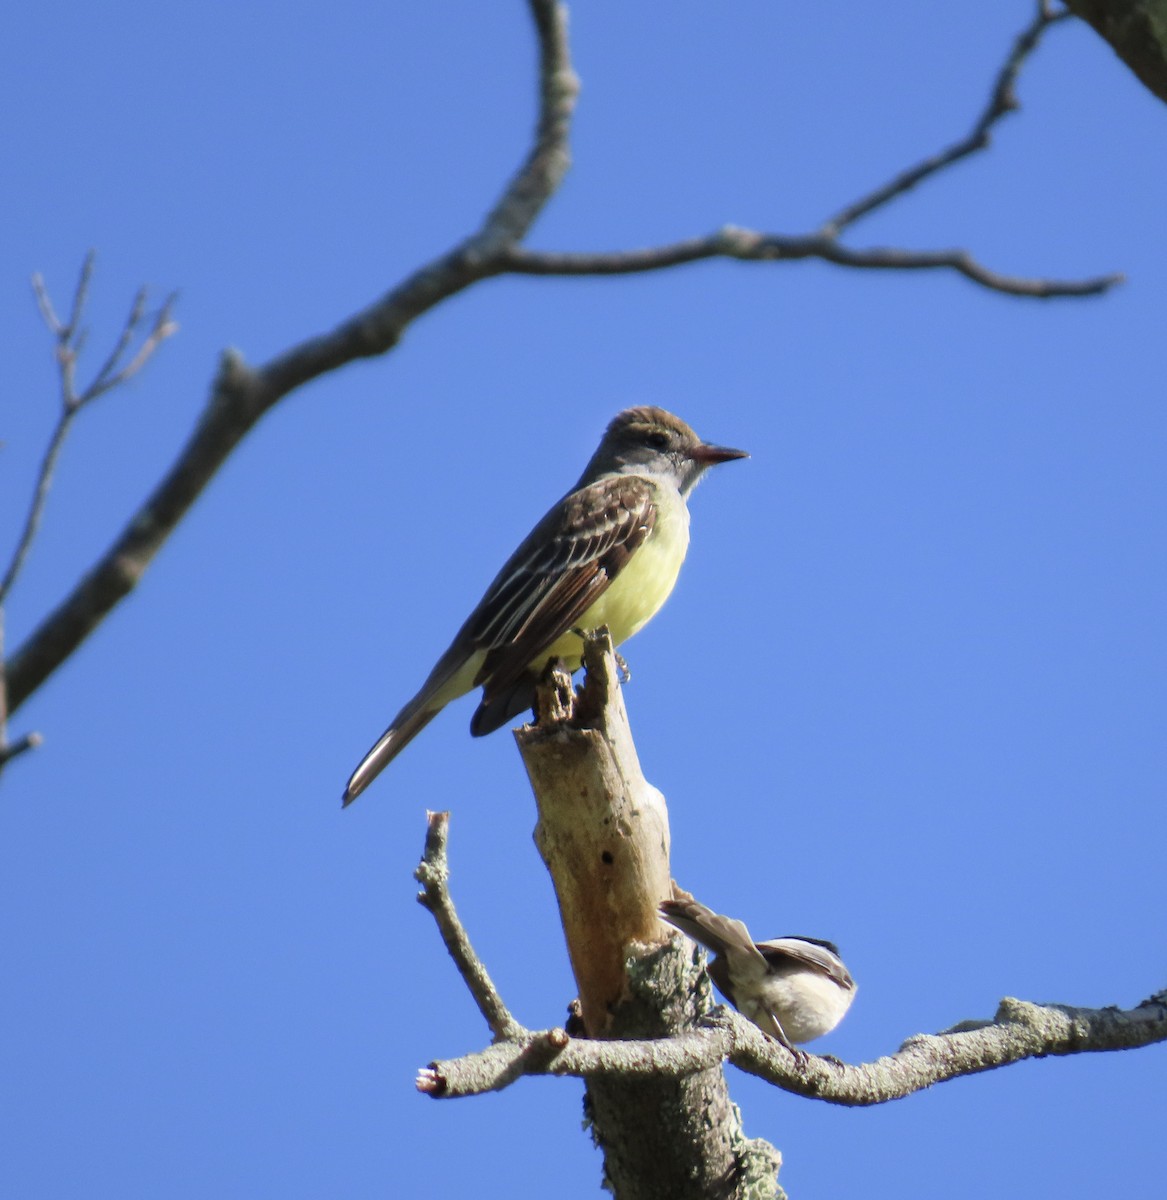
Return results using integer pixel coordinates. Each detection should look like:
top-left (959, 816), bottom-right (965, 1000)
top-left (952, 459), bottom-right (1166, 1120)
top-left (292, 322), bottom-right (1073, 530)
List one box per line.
top-left (689, 442), bottom-right (749, 466)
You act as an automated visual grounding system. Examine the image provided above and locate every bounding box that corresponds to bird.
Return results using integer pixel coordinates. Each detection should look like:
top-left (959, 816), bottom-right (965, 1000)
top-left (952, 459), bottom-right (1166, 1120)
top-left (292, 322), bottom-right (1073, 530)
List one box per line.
top-left (342, 406), bottom-right (747, 804)
top-left (659, 893), bottom-right (856, 1047)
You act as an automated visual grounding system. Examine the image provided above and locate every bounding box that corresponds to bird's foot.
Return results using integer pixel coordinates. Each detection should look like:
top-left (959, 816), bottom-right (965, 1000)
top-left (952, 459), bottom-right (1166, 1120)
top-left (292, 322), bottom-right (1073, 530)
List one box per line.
top-left (569, 626), bottom-right (631, 682)
top-left (770, 1022), bottom-right (809, 1070)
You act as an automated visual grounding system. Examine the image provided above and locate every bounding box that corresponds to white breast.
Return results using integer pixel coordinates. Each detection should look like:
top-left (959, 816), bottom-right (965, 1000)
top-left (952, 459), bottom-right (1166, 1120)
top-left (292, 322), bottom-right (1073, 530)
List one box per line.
top-left (751, 966), bottom-right (855, 1045)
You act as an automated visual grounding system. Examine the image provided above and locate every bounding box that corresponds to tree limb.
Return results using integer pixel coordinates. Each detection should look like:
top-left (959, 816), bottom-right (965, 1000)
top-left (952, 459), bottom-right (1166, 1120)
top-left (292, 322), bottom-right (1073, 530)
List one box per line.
top-left (822, 4), bottom-right (1073, 235)
top-left (1, 257), bottom-right (176, 762)
top-left (502, 233), bottom-right (1121, 298)
top-left (1, 255), bottom-right (177, 608)
top-left (416, 798), bottom-right (1167, 1105)
top-left (421, 989), bottom-right (1167, 1104)
top-left (726, 991), bottom-right (1167, 1104)
top-left (0, 730), bottom-right (43, 769)
top-left (415, 652), bottom-right (1167, 1116)
top-left (415, 811), bottom-right (522, 1042)
top-left (419, 1024), bottom-right (726, 1100)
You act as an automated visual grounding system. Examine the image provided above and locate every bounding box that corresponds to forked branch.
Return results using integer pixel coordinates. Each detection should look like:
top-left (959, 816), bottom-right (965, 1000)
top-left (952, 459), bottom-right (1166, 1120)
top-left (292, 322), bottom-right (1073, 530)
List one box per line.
top-left (416, 797), bottom-right (1167, 1106)
top-left (0, 256), bottom-right (176, 765)
top-left (1, 254), bottom-right (177, 608)
top-left (822, 3), bottom-right (1074, 235)
top-left (415, 812), bottom-right (522, 1042)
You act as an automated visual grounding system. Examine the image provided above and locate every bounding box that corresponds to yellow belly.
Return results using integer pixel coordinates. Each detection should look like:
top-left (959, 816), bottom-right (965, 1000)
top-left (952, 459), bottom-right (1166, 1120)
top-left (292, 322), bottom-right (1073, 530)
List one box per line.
top-left (542, 487), bottom-right (690, 668)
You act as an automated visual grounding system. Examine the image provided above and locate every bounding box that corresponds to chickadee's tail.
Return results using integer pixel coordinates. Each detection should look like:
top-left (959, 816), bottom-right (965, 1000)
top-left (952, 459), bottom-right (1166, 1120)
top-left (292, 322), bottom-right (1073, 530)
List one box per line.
top-left (658, 895), bottom-right (755, 958)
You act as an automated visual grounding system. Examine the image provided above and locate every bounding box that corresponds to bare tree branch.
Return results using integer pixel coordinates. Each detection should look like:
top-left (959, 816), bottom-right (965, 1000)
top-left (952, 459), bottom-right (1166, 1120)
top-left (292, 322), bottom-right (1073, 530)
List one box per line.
top-left (0, 730), bottom-right (43, 770)
top-left (0, 260), bottom-right (178, 766)
top-left (30, 254), bottom-right (178, 415)
top-left (478, 0), bottom-right (578, 249)
top-left (1, 258), bottom-right (176, 760)
top-left (515, 637), bottom-right (775, 1200)
top-left (1, 261), bottom-right (177, 610)
top-left (502, 232), bottom-right (1121, 297)
top-left (415, 811), bottom-right (523, 1041)
top-left (6, 0), bottom-right (1122, 721)
top-left (420, 826), bottom-right (1167, 1102)
top-left (412, 806), bottom-right (729, 1102)
top-left (822, 4), bottom-right (1072, 235)
top-left (0, 608), bottom-right (40, 771)
top-left (727, 990), bottom-right (1167, 1105)
top-left (422, 988), bottom-right (1167, 1102)
top-left (501, 7), bottom-right (1119, 296)
top-left (420, 1023), bottom-right (726, 1099)
top-left (1, 409), bottom-right (74, 610)
top-left (415, 658), bottom-right (1166, 1109)
top-left (84, 287), bottom-right (178, 406)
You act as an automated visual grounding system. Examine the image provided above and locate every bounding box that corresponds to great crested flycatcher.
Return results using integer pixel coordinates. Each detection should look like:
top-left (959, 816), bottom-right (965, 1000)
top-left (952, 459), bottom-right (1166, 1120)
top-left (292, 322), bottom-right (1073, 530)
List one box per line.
top-left (343, 406), bottom-right (746, 804)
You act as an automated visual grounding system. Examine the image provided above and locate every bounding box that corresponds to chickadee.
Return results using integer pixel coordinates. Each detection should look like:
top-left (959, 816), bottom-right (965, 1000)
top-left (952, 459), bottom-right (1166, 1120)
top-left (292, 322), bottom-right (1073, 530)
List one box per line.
top-left (659, 894), bottom-right (856, 1047)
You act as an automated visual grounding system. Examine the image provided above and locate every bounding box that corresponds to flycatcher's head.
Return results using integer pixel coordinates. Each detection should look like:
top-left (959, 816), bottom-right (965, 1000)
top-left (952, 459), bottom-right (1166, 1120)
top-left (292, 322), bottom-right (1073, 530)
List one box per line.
top-left (584, 406), bottom-right (748, 494)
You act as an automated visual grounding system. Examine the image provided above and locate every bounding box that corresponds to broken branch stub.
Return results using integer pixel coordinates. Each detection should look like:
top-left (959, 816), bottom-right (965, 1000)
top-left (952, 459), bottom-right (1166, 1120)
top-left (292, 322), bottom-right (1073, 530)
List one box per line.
top-left (515, 631), bottom-right (672, 1037)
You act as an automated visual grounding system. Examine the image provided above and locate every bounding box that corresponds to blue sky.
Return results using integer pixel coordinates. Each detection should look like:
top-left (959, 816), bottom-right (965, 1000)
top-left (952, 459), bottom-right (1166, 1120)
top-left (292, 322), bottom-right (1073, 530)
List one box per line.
top-left (2, 3), bottom-right (1164, 1197)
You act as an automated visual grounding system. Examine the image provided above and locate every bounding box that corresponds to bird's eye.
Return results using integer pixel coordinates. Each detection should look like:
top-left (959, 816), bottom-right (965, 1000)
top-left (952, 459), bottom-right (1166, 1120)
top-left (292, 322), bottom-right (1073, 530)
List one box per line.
top-left (646, 431), bottom-right (670, 450)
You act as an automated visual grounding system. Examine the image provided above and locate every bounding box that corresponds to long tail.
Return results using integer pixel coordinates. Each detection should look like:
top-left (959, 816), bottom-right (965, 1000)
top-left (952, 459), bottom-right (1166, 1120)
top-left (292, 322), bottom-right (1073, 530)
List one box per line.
top-left (342, 698), bottom-right (441, 806)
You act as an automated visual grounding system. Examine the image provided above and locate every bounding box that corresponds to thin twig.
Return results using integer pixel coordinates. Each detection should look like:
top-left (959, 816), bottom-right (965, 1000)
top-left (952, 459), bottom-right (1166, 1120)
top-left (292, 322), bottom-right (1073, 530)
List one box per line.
top-left (85, 287), bottom-right (148, 406)
top-left (64, 252), bottom-right (95, 339)
top-left (0, 265), bottom-right (177, 610)
top-left (77, 288), bottom-right (178, 410)
top-left (0, 410), bottom-right (76, 606)
top-left (415, 812), bottom-right (523, 1040)
top-left (96, 296), bottom-right (176, 400)
top-left (502, 232), bottom-right (1121, 298)
top-left (0, 731), bottom-right (44, 769)
top-left (821, 5), bottom-right (1072, 236)
top-left (31, 273), bottom-right (64, 335)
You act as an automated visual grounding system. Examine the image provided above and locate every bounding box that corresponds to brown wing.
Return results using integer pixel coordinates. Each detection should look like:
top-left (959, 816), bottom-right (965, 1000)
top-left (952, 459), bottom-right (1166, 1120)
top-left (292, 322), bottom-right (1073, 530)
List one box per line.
top-left (465, 474), bottom-right (657, 695)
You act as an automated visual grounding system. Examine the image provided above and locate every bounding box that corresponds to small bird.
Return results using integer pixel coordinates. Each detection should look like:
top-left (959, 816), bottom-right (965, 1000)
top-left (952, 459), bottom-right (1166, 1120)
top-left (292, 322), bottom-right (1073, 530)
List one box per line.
top-left (659, 894), bottom-right (856, 1047)
top-left (343, 407), bottom-right (747, 804)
